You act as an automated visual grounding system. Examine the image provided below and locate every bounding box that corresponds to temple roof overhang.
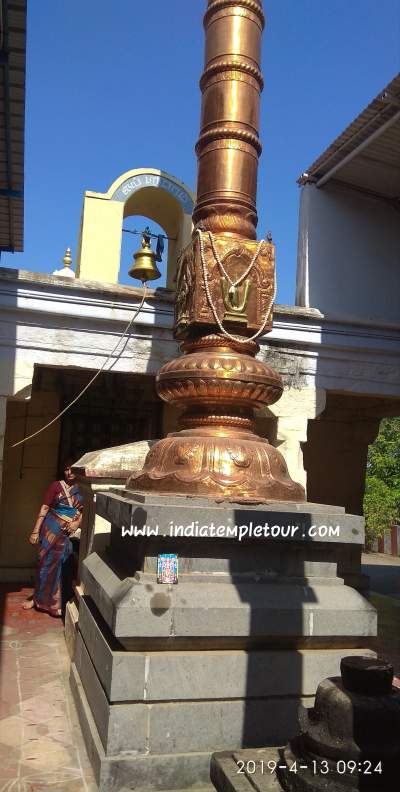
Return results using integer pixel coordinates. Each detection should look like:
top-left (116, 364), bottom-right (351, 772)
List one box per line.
top-left (298, 73), bottom-right (400, 204)
top-left (0, 0), bottom-right (26, 252)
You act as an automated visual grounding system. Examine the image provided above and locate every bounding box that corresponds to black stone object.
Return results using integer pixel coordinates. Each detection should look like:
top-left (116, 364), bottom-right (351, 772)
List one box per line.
top-left (277, 656), bottom-right (400, 791)
top-left (340, 656), bottom-right (393, 696)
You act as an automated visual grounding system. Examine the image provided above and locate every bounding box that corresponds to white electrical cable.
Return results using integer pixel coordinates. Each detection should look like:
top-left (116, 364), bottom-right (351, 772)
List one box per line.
top-left (11, 284), bottom-right (148, 449)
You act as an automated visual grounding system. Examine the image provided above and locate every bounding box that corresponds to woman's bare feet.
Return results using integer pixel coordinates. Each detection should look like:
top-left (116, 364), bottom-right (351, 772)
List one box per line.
top-left (22, 596), bottom-right (35, 610)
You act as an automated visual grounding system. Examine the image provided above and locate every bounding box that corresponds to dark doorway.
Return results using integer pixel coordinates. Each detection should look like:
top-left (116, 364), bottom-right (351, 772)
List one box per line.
top-left (32, 366), bottom-right (162, 467)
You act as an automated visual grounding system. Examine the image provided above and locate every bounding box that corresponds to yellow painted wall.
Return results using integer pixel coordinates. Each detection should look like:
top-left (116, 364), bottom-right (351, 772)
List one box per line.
top-left (0, 391), bottom-right (60, 578)
top-left (76, 197), bottom-right (124, 283)
top-left (76, 168), bottom-right (194, 288)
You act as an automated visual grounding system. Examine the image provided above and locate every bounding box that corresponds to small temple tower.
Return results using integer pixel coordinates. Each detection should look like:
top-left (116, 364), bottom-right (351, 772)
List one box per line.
top-left (75, 167), bottom-right (194, 288)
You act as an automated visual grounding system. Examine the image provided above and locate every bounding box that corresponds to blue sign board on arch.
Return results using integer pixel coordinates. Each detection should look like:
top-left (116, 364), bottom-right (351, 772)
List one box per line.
top-left (112, 172), bottom-right (194, 215)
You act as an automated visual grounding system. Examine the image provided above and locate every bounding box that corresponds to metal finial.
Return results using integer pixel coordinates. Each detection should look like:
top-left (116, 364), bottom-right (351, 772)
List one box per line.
top-left (63, 247), bottom-right (72, 268)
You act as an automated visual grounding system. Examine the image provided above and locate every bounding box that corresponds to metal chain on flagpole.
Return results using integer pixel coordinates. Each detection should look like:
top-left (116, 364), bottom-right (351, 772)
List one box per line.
top-left (197, 230), bottom-right (276, 344)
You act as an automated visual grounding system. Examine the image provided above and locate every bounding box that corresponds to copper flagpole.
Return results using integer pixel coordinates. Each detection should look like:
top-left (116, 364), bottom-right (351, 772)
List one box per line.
top-left (128, 0), bottom-right (304, 502)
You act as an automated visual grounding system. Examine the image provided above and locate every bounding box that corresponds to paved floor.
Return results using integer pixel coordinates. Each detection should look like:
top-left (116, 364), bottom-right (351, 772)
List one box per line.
top-left (0, 584), bottom-right (96, 792)
top-left (1, 562), bottom-right (400, 792)
top-left (362, 551), bottom-right (400, 599)
top-left (361, 553), bottom-right (400, 677)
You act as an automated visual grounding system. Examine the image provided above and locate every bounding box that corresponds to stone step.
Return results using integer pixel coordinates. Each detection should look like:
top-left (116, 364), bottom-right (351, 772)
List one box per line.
top-left (211, 749), bottom-right (283, 792)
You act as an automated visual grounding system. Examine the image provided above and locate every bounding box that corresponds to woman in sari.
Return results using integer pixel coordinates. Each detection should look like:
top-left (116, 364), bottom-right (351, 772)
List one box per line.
top-left (23, 462), bottom-right (83, 616)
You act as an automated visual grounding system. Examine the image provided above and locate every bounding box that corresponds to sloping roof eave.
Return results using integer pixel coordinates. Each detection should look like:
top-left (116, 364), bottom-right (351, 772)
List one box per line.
top-left (298, 73), bottom-right (400, 198)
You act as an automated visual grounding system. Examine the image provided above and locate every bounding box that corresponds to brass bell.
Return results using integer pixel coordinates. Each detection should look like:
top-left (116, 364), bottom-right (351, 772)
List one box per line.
top-left (129, 234), bottom-right (161, 283)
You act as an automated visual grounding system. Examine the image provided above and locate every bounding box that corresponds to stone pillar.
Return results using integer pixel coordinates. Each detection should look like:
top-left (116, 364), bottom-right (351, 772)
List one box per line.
top-left (304, 415), bottom-right (380, 515)
top-left (303, 413), bottom-right (380, 591)
top-left (268, 388), bottom-right (326, 494)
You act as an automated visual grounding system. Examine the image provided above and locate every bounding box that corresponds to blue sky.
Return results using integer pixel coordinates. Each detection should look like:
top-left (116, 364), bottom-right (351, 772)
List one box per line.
top-left (3, 0), bottom-right (399, 302)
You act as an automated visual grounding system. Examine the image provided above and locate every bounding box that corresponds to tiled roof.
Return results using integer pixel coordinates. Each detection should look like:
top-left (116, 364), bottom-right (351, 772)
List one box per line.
top-left (0, 0), bottom-right (26, 251)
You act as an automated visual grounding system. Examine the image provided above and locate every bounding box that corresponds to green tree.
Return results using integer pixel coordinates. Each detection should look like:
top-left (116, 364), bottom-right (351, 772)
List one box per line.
top-left (364, 418), bottom-right (400, 547)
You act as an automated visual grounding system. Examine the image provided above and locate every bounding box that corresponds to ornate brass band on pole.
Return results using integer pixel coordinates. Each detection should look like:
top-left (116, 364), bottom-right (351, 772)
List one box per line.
top-left (127, 0), bottom-right (305, 502)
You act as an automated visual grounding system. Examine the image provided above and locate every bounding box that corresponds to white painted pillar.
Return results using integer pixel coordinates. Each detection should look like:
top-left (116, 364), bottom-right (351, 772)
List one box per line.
top-left (269, 388), bottom-right (327, 494)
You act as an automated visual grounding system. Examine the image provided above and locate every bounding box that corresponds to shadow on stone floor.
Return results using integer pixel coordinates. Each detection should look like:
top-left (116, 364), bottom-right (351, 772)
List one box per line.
top-left (0, 584), bottom-right (97, 791)
top-left (1, 583), bottom-right (400, 791)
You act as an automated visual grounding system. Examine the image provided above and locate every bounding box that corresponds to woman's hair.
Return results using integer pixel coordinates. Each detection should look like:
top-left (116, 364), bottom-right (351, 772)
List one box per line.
top-left (58, 458), bottom-right (75, 479)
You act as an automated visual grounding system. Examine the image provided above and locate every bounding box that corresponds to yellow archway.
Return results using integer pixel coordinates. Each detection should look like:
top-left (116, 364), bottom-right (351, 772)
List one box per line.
top-left (76, 168), bottom-right (195, 289)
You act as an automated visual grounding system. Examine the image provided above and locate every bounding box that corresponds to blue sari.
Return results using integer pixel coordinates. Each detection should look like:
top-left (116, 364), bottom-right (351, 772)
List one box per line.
top-left (34, 481), bottom-right (83, 615)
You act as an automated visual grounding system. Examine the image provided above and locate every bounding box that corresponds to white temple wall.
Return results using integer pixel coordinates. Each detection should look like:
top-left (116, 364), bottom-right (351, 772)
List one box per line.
top-left (0, 268), bottom-right (399, 579)
top-left (296, 182), bottom-right (400, 324)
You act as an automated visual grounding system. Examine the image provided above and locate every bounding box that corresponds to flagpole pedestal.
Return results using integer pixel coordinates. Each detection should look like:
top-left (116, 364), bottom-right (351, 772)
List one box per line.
top-left (70, 491), bottom-right (376, 792)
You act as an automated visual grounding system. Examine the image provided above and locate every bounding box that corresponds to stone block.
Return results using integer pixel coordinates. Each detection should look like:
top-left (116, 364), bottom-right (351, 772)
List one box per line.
top-left (78, 596), bottom-right (147, 702)
top-left (71, 660), bottom-right (213, 791)
top-left (74, 632), bottom-right (148, 755)
top-left (64, 598), bottom-right (79, 659)
top-left (71, 490), bottom-right (377, 790)
top-left (79, 595), bottom-right (375, 703)
top-left (82, 553), bottom-right (377, 641)
top-left (148, 698), bottom-right (302, 755)
top-left (73, 634), bottom-right (310, 754)
top-left (95, 492), bottom-right (365, 546)
top-left (115, 537), bottom-right (340, 581)
top-left (73, 439), bottom-right (156, 480)
top-left (210, 748), bottom-right (283, 792)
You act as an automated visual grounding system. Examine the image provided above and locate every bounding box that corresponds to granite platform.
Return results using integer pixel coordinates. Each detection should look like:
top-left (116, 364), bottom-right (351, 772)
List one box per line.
top-left (70, 492), bottom-right (377, 791)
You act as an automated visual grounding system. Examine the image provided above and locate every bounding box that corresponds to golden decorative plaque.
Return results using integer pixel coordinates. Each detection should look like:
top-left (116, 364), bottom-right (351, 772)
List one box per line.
top-left (174, 234), bottom-right (275, 339)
